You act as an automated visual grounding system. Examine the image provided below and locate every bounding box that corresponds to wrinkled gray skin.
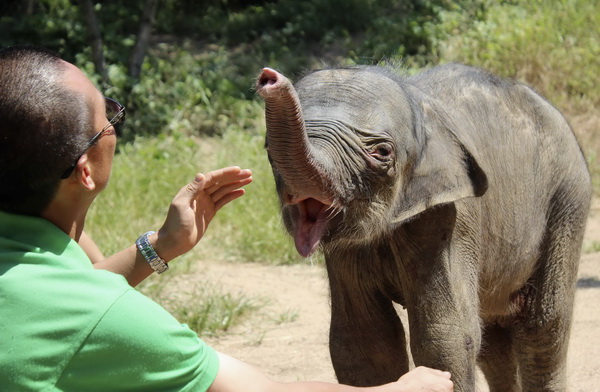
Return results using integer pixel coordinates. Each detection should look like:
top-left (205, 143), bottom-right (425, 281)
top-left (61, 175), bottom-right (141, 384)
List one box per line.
top-left (255, 63), bottom-right (592, 392)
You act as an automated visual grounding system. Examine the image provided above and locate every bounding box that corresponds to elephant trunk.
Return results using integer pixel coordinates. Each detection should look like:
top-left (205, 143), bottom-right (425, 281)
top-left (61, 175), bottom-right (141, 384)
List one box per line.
top-left (255, 67), bottom-right (327, 201)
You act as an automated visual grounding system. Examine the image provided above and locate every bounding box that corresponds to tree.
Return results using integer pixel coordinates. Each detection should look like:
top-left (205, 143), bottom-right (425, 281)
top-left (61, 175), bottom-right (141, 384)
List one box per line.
top-left (129, 0), bottom-right (160, 79)
top-left (79, 0), bottom-right (108, 84)
top-left (78, 0), bottom-right (159, 83)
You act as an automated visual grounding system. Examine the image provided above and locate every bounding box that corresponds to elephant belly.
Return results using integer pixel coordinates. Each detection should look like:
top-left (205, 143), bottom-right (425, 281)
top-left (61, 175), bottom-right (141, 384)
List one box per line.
top-left (477, 245), bottom-right (540, 323)
top-left (462, 190), bottom-right (546, 322)
top-left (479, 280), bottom-right (534, 325)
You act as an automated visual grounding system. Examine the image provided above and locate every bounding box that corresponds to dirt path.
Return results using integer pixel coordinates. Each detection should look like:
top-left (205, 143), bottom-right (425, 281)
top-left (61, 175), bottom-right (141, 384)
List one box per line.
top-left (196, 198), bottom-right (600, 390)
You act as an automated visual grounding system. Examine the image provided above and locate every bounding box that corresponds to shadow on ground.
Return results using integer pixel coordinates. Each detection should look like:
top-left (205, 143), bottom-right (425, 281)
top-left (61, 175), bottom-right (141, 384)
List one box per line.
top-left (577, 277), bottom-right (600, 288)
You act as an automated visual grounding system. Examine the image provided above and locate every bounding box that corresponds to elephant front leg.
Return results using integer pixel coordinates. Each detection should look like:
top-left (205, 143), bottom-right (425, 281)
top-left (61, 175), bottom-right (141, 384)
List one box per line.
top-left (396, 202), bottom-right (481, 391)
top-left (326, 258), bottom-right (409, 386)
top-left (408, 299), bottom-right (481, 392)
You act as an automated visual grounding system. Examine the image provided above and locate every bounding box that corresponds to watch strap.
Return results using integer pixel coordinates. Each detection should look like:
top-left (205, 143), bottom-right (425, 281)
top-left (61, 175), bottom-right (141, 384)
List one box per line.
top-left (135, 231), bottom-right (169, 274)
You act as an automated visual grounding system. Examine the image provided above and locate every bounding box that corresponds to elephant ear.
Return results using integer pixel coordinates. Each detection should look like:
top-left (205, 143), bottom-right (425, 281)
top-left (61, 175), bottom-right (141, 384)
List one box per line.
top-left (391, 100), bottom-right (488, 224)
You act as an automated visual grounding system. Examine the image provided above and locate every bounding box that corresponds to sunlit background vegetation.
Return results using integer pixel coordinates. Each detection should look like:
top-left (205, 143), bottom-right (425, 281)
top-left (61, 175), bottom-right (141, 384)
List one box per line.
top-left (2, 0), bottom-right (598, 334)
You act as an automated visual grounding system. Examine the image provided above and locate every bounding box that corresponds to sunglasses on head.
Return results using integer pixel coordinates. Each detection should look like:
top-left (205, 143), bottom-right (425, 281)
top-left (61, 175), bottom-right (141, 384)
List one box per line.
top-left (60, 97), bottom-right (126, 179)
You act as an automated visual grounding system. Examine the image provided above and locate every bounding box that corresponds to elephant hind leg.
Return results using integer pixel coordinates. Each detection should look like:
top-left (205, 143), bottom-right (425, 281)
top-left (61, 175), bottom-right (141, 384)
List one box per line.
top-left (514, 191), bottom-right (589, 391)
top-left (478, 324), bottom-right (521, 392)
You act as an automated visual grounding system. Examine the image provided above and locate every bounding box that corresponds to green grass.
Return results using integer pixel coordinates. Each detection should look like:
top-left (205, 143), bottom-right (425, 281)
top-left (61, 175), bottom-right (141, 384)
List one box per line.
top-left (584, 241), bottom-right (600, 255)
top-left (274, 309), bottom-right (299, 325)
top-left (130, 269), bottom-right (260, 336)
top-left (157, 279), bottom-right (260, 337)
top-left (209, 128), bottom-right (304, 265)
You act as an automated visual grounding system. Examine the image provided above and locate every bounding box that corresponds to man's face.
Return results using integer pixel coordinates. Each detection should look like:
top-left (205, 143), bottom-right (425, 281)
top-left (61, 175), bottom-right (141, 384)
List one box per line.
top-left (61, 61), bottom-right (117, 191)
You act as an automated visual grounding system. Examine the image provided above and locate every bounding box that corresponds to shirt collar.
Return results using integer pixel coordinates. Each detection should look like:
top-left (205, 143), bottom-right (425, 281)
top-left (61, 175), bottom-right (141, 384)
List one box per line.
top-left (0, 210), bottom-right (90, 269)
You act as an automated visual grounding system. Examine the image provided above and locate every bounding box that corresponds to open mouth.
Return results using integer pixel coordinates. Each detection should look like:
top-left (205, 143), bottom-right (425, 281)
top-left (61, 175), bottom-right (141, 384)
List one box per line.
top-left (292, 197), bottom-right (333, 257)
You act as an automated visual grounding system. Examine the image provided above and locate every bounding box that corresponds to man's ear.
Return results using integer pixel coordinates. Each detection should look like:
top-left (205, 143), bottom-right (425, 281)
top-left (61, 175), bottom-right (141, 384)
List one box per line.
top-left (75, 154), bottom-right (96, 191)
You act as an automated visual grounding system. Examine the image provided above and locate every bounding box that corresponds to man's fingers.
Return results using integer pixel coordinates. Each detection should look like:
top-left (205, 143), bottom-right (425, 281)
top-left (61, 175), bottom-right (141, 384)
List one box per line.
top-left (203, 167), bottom-right (252, 193)
top-left (174, 168), bottom-right (251, 212)
top-left (427, 368), bottom-right (451, 379)
top-left (408, 367), bottom-right (452, 381)
top-left (214, 189), bottom-right (246, 211)
top-left (205, 176), bottom-right (253, 196)
top-left (209, 177), bottom-right (253, 201)
top-left (429, 368), bottom-right (451, 379)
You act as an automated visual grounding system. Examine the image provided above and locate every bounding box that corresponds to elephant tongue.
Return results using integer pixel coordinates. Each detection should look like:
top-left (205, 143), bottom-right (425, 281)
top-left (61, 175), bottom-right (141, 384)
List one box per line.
top-left (294, 198), bottom-right (329, 258)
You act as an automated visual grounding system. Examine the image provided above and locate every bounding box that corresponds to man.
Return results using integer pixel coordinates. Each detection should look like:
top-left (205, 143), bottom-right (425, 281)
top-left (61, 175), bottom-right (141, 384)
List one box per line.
top-left (0, 46), bottom-right (453, 392)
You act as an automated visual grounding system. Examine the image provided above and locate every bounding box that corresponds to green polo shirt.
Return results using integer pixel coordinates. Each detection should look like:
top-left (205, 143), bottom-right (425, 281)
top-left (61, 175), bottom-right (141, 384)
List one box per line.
top-left (0, 211), bottom-right (219, 391)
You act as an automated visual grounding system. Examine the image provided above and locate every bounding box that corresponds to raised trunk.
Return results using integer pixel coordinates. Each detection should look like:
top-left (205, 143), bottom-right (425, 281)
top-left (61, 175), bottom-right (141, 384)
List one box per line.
top-left (255, 68), bottom-right (326, 201)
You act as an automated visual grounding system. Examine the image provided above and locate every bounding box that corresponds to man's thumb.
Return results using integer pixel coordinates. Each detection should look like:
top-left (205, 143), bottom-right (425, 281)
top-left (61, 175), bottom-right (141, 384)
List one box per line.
top-left (183, 173), bottom-right (205, 197)
top-left (194, 173), bottom-right (205, 185)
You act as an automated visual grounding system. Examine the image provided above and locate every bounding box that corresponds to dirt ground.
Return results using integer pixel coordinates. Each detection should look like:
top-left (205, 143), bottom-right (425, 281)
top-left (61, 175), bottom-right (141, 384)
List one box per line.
top-left (196, 197), bottom-right (600, 390)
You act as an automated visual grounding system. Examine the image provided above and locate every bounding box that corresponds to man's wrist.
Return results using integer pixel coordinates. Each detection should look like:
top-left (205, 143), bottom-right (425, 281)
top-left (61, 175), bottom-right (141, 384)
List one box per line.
top-left (135, 231), bottom-right (169, 274)
top-left (151, 229), bottom-right (183, 263)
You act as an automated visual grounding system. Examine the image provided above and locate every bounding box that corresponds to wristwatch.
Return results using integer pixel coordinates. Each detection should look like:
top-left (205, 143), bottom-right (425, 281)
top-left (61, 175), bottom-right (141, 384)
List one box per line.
top-left (135, 231), bottom-right (169, 274)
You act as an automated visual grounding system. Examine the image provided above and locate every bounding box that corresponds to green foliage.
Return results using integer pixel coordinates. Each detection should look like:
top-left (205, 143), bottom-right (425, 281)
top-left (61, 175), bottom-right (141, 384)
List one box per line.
top-left (588, 152), bottom-right (600, 194)
top-left (222, 0), bottom-right (372, 45)
top-left (347, 0), bottom-right (453, 65)
top-left (200, 0), bottom-right (479, 74)
top-left (0, 0), bottom-right (86, 60)
top-left (0, 0), bottom-right (495, 140)
top-left (435, 0), bottom-right (600, 113)
top-left (72, 43), bottom-right (266, 145)
top-left (150, 0), bottom-right (479, 93)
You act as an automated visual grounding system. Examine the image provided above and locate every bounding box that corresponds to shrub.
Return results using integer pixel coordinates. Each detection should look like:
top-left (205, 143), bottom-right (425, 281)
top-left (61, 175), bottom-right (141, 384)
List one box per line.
top-left (436, 0), bottom-right (599, 113)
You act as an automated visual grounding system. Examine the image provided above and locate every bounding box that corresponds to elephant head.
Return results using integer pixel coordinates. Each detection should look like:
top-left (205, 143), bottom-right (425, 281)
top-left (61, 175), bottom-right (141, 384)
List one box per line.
top-left (256, 66), bottom-right (488, 257)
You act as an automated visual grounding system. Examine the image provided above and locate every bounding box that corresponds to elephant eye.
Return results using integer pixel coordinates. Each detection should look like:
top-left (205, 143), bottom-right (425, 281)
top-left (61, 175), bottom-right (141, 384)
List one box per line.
top-left (372, 143), bottom-right (393, 160)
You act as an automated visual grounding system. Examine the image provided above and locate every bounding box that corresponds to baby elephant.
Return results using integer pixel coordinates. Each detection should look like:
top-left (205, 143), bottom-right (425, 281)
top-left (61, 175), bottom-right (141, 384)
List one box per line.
top-left (255, 63), bottom-right (591, 391)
